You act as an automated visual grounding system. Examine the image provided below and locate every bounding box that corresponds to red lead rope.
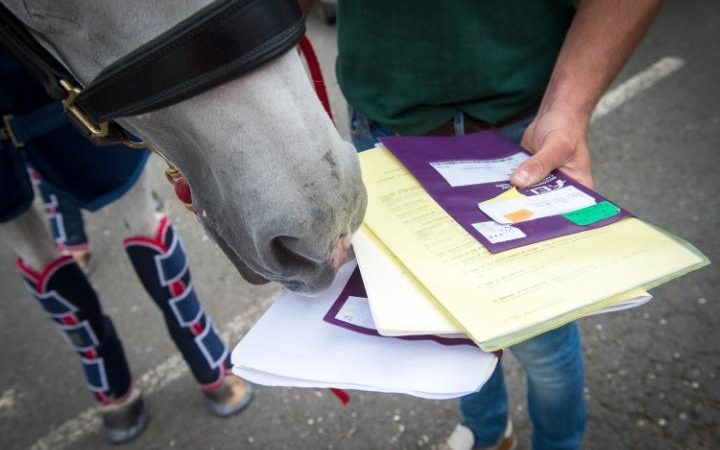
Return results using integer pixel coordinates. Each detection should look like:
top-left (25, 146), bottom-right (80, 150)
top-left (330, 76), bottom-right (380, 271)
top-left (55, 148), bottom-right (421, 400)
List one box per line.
top-left (298, 35), bottom-right (334, 121)
top-left (329, 387), bottom-right (351, 405)
top-left (299, 35), bottom-right (352, 406)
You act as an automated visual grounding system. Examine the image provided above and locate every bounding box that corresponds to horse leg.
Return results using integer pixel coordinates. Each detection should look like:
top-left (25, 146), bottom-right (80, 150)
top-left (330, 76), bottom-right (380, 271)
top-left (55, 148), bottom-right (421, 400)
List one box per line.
top-left (1, 201), bottom-right (60, 270)
top-left (1, 204), bottom-right (139, 410)
top-left (116, 169), bottom-right (252, 416)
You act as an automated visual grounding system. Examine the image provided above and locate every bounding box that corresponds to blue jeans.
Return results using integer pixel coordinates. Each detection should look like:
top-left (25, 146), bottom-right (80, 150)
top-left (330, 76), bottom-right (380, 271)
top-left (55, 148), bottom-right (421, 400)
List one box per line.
top-left (349, 107), bottom-right (586, 450)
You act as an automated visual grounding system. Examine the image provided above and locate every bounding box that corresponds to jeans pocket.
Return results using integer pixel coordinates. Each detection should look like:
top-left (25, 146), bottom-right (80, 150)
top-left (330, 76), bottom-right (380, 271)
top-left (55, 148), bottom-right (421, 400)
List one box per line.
top-left (348, 106), bottom-right (377, 151)
top-left (348, 106), bottom-right (398, 152)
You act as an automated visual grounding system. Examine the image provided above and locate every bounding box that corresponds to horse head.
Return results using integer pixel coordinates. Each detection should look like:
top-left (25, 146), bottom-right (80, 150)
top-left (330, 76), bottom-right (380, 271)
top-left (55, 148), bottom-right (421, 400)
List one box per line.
top-left (3, 0), bottom-right (367, 293)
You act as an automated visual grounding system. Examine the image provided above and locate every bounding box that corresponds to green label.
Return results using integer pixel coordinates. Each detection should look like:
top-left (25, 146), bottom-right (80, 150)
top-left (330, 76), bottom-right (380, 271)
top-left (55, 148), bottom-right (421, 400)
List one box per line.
top-left (563, 200), bottom-right (620, 226)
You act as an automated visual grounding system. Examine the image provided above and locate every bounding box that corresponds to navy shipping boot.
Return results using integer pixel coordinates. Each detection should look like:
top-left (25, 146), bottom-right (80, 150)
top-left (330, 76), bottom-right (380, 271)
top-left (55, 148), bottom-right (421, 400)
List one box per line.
top-left (17, 255), bottom-right (149, 443)
top-left (123, 216), bottom-right (252, 416)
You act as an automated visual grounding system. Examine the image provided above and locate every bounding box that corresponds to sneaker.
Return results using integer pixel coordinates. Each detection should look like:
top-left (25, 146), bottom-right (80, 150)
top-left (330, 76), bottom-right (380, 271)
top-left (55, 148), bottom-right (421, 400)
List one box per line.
top-left (100, 388), bottom-right (150, 444)
top-left (441, 420), bottom-right (516, 450)
top-left (203, 375), bottom-right (254, 417)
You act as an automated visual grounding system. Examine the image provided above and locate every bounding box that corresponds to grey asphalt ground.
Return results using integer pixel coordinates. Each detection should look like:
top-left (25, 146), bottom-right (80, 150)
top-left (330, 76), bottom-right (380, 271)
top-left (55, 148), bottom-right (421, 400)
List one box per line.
top-left (1, 2), bottom-right (718, 449)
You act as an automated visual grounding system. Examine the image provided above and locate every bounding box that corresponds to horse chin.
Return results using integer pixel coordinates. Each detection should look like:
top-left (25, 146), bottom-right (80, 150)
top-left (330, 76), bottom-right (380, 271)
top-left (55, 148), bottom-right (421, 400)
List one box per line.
top-left (281, 268), bottom-right (335, 295)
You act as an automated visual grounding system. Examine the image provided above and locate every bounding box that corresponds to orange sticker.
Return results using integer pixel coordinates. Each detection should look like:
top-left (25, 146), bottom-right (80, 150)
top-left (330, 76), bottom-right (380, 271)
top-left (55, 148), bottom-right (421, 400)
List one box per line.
top-left (504, 208), bottom-right (534, 223)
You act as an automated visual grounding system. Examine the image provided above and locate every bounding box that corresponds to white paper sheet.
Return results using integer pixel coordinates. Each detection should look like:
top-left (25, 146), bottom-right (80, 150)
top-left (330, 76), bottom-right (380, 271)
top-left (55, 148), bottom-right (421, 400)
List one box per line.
top-left (471, 221), bottom-right (527, 244)
top-left (479, 185), bottom-right (596, 224)
top-left (430, 153), bottom-right (529, 187)
top-left (587, 293), bottom-right (653, 315)
top-left (335, 295), bottom-right (380, 329)
top-left (231, 263), bottom-right (497, 399)
top-left (352, 227), bottom-right (464, 336)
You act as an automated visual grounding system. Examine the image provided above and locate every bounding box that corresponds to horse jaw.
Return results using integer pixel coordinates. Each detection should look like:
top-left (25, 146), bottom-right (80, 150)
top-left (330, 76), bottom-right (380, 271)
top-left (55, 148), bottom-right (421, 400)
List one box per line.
top-left (5, 0), bottom-right (367, 293)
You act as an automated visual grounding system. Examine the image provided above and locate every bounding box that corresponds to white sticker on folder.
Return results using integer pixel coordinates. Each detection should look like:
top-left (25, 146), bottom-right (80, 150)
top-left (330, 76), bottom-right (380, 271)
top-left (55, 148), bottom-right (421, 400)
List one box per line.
top-left (430, 153), bottom-right (529, 187)
top-left (479, 186), bottom-right (596, 224)
top-left (472, 221), bottom-right (527, 243)
top-left (336, 296), bottom-right (376, 329)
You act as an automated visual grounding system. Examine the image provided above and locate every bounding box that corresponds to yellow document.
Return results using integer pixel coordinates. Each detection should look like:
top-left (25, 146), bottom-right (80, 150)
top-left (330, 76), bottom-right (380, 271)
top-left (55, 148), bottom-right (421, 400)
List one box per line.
top-left (354, 222), bottom-right (653, 338)
top-left (359, 146), bottom-right (709, 351)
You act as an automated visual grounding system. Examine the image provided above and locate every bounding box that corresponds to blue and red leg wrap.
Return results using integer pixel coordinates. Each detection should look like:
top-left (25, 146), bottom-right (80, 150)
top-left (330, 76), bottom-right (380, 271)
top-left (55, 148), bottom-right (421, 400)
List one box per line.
top-left (17, 255), bottom-right (131, 404)
top-left (124, 216), bottom-right (229, 388)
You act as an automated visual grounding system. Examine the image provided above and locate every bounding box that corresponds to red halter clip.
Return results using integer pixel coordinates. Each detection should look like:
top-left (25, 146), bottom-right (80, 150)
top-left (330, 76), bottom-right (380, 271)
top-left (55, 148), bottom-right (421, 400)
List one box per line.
top-left (165, 165), bottom-right (194, 212)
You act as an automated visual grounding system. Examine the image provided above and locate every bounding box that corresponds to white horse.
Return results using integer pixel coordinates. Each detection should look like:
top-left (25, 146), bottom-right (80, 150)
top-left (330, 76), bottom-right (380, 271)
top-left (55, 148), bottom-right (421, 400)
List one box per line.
top-left (1, 0), bottom-right (366, 294)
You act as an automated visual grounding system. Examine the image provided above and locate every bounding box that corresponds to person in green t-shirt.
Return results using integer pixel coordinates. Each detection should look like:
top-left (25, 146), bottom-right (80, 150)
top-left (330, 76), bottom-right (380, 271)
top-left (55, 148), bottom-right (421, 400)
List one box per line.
top-left (301, 1), bottom-right (661, 449)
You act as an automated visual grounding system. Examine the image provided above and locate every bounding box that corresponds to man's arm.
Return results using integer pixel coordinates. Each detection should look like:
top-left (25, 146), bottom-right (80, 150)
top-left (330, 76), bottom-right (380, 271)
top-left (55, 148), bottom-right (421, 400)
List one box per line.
top-left (510, 0), bottom-right (662, 189)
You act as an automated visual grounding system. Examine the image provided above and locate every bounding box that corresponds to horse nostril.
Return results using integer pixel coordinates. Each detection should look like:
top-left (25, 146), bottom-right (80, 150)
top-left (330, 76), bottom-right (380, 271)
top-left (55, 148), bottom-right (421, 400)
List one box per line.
top-left (268, 234), bottom-right (338, 294)
top-left (270, 235), bottom-right (321, 269)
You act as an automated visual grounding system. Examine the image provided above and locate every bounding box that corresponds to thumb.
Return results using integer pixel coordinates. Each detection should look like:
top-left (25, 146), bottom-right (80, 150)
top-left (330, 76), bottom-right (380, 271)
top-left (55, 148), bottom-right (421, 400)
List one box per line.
top-left (510, 132), bottom-right (571, 188)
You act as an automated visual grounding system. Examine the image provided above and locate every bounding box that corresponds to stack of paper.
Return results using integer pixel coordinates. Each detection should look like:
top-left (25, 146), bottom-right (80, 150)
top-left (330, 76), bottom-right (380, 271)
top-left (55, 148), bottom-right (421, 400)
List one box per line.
top-left (358, 142), bottom-right (709, 351)
top-left (231, 263), bottom-right (498, 399)
top-left (231, 132), bottom-right (708, 397)
top-left (352, 225), bottom-right (653, 339)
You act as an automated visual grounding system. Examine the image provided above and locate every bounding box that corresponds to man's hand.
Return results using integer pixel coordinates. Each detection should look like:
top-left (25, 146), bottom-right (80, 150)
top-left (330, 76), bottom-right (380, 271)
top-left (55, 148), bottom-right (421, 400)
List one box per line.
top-left (511, 108), bottom-right (594, 189)
top-left (509, 0), bottom-right (662, 191)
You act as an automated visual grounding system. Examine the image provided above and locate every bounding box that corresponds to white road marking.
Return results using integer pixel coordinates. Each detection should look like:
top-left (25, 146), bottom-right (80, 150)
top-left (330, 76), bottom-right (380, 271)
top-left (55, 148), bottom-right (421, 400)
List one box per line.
top-left (592, 56), bottom-right (685, 122)
top-left (25, 55), bottom-right (686, 450)
top-left (28, 296), bottom-right (275, 450)
top-left (0, 386), bottom-right (21, 418)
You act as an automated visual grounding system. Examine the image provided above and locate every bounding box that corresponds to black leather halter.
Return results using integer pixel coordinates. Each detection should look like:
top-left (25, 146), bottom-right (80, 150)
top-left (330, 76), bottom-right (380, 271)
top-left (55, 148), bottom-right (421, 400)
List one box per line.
top-left (0, 0), bottom-right (305, 147)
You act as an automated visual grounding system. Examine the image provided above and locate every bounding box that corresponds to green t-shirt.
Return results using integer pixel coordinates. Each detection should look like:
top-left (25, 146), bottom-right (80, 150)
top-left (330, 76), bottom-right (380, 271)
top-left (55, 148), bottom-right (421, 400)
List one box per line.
top-left (336, 1), bottom-right (577, 135)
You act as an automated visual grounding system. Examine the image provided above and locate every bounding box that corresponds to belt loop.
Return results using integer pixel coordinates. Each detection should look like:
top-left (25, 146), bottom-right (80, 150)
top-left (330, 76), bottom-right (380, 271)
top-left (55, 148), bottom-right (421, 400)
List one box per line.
top-left (453, 111), bottom-right (464, 136)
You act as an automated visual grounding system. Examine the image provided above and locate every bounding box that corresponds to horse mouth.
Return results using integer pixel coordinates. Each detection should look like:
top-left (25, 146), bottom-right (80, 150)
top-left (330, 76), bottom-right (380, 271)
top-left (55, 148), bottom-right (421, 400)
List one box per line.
top-left (205, 224), bottom-right (339, 294)
top-left (206, 226), bottom-right (270, 286)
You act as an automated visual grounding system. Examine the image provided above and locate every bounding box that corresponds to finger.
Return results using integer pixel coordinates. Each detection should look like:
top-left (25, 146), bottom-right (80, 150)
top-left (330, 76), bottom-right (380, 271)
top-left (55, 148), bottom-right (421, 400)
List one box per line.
top-left (557, 163), bottom-right (595, 189)
top-left (511, 132), bottom-right (573, 187)
top-left (555, 140), bottom-right (594, 188)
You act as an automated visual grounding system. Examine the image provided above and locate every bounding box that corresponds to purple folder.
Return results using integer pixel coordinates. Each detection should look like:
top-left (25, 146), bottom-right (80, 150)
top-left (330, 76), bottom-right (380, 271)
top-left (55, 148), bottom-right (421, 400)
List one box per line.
top-left (322, 267), bottom-right (476, 347)
top-left (380, 131), bottom-right (632, 253)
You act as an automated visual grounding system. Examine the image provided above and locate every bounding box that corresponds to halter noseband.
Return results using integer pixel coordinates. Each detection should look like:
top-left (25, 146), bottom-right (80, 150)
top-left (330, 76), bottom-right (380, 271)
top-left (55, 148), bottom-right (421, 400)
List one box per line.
top-left (0, 0), bottom-right (305, 212)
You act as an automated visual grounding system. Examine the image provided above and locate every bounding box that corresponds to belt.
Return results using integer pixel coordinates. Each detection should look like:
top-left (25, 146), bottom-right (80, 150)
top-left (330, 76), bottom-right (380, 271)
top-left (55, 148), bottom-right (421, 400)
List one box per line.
top-left (423, 107), bottom-right (535, 137)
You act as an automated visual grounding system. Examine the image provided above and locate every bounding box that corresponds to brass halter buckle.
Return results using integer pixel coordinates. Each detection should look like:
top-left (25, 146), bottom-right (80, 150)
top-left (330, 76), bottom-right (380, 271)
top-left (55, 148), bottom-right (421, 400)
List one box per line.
top-left (59, 79), bottom-right (110, 138)
top-left (59, 81), bottom-right (189, 211)
top-left (59, 79), bottom-right (147, 150)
